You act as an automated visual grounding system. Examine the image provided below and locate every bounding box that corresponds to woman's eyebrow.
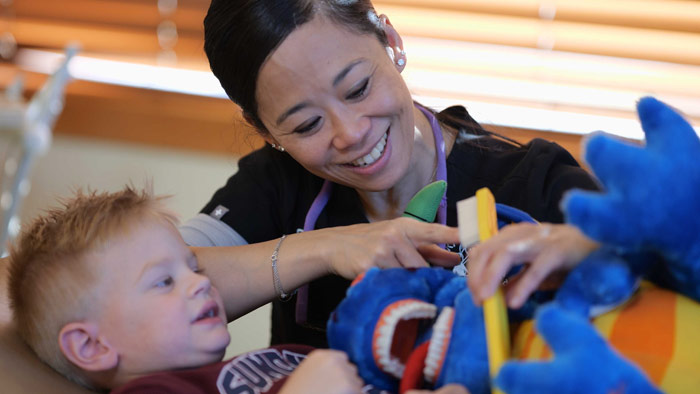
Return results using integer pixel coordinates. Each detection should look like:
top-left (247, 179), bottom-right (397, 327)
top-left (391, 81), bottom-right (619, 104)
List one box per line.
top-left (332, 59), bottom-right (364, 87)
top-left (277, 101), bottom-right (310, 126)
top-left (276, 59), bottom-right (366, 126)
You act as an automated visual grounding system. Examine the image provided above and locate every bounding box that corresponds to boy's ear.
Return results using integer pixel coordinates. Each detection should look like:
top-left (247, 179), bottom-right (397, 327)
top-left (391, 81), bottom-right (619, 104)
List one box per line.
top-left (59, 322), bottom-right (119, 372)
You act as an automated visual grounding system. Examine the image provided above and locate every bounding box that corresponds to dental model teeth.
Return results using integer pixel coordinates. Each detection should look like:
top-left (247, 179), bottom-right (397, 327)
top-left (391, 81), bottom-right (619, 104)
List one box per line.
top-left (372, 299), bottom-right (437, 378)
top-left (424, 307), bottom-right (454, 383)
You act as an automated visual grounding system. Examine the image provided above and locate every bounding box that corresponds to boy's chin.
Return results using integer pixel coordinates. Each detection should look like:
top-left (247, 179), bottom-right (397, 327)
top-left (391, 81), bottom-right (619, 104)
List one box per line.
top-left (208, 332), bottom-right (232, 361)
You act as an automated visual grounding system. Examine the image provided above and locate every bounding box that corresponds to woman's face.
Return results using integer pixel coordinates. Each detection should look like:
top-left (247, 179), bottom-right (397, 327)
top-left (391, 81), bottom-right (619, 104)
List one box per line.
top-left (255, 15), bottom-right (416, 192)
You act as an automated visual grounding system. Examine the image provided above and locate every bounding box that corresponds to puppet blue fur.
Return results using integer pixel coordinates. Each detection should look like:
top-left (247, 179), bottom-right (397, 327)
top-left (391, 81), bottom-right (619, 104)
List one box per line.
top-left (495, 304), bottom-right (661, 394)
top-left (432, 283), bottom-right (489, 394)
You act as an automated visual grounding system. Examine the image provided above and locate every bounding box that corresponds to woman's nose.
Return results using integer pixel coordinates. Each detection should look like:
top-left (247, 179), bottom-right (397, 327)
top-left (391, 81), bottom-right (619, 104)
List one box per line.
top-left (331, 110), bottom-right (370, 151)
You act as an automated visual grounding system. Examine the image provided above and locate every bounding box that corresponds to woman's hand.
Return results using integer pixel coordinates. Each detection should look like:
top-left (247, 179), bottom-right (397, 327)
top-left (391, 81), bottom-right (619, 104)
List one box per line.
top-left (467, 223), bottom-right (599, 308)
top-left (280, 350), bottom-right (364, 394)
top-left (323, 217), bottom-right (461, 279)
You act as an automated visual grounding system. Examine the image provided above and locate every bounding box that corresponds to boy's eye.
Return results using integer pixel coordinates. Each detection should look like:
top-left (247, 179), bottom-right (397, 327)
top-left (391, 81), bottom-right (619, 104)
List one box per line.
top-left (155, 276), bottom-right (174, 288)
top-left (294, 116), bottom-right (321, 134)
top-left (345, 78), bottom-right (369, 100)
top-left (193, 266), bottom-right (205, 274)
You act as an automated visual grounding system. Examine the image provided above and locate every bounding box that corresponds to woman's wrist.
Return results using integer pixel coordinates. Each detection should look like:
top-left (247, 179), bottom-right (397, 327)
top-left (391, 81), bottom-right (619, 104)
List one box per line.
top-left (277, 230), bottom-right (337, 287)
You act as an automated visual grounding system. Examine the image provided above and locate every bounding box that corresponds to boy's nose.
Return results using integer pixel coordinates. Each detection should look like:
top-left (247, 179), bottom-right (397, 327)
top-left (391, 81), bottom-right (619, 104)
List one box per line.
top-left (190, 274), bottom-right (212, 298)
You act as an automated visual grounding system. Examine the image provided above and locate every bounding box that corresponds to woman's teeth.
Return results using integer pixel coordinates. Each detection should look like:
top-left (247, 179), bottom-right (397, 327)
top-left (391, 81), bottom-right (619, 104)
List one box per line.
top-left (349, 132), bottom-right (387, 167)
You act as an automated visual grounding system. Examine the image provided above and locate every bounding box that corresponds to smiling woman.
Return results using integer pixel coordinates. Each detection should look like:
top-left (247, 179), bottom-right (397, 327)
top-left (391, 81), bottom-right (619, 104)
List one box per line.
top-left (180, 0), bottom-right (601, 349)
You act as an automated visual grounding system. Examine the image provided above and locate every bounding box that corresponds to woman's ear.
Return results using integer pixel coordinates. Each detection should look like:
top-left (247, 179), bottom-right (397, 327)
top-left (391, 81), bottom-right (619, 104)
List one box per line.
top-left (242, 113), bottom-right (282, 150)
top-left (379, 14), bottom-right (406, 72)
top-left (59, 322), bottom-right (119, 372)
top-left (242, 112), bottom-right (257, 128)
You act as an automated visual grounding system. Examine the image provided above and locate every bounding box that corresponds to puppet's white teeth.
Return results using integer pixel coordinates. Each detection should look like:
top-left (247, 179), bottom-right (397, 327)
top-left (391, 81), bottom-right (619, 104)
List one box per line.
top-left (373, 299), bottom-right (437, 379)
top-left (424, 307), bottom-right (454, 383)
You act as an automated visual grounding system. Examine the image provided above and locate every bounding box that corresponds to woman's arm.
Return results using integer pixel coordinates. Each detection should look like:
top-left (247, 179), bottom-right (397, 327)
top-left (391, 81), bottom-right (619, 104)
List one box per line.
top-left (195, 218), bottom-right (460, 320)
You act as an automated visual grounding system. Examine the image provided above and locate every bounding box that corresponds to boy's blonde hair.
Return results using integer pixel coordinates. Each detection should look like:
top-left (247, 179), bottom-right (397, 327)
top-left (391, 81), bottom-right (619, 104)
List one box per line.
top-left (7, 185), bottom-right (178, 388)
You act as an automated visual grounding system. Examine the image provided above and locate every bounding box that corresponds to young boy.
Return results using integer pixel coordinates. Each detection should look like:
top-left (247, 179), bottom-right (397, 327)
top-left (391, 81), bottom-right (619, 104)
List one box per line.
top-left (7, 186), bottom-right (365, 393)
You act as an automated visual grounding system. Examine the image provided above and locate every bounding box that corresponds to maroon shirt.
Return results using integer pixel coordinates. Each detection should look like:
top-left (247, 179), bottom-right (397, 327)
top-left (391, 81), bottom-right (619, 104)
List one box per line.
top-left (112, 345), bottom-right (314, 394)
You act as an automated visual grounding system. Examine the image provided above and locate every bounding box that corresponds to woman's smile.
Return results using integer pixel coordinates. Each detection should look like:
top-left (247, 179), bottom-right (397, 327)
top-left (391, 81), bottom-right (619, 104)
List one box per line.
top-left (346, 130), bottom-right (388, 167)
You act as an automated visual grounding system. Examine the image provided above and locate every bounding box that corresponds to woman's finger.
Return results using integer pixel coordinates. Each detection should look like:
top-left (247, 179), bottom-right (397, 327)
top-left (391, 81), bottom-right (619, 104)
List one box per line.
top-left (417, 244), bottom-right (461, 267)
top-left (404, 219), bottom-right (460, 246)
top-left (466, 244), bottom-right (494, 293)
top-left (466, 223), bottom-right (538, 293)
top-left (475, 244), bottom-right (533, 304)
top-left (471, 237), bottom-right (543, 304)
top-left (505, 248), bottom-right (569, 308)
top-left (393, 241), bottom-right (431, 269)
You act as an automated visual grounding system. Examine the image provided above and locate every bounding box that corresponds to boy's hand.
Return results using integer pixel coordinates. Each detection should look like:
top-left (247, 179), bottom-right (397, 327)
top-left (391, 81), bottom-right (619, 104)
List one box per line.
top-left (405, 384), bottom-right (470, 394)
top-left (280, 349), bottom-right (364, 394)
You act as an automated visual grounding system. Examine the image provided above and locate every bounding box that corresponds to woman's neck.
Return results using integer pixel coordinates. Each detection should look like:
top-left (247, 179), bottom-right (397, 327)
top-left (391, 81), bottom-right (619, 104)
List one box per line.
top-left (358, 106), bottom-right (443, 222)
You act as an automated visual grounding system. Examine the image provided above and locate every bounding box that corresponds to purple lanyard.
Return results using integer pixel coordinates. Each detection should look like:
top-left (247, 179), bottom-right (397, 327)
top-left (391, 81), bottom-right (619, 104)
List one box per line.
top-left (295, 104), bottom-right (447, 325)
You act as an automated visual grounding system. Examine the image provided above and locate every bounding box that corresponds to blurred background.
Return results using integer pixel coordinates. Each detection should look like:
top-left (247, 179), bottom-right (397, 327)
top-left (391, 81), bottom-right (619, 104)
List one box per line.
top-left (1, 0), bottom-right (699, 357)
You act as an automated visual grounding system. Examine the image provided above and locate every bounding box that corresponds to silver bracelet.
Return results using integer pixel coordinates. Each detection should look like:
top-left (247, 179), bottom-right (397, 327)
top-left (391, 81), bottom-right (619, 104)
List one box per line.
top-left (271, 234), bottom-right (295, 301)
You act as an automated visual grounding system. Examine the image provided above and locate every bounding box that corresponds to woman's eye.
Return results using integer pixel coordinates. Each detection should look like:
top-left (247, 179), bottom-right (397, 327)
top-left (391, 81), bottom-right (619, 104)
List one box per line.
top-left (294, 117), bottom-right (321, 134)
top-left (155, 276), bottom-right (174, 288)
top-left (346, 79), bottom-right (369, 100)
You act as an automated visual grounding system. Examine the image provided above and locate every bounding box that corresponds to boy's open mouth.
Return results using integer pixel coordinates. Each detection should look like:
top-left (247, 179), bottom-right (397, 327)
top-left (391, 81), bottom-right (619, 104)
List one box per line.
top-left (194, 302), bottom-right (220, 323)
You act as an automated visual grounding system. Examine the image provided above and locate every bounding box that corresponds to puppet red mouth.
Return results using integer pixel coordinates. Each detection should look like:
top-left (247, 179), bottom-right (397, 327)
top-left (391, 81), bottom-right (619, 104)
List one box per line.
top-left (372, 299), bottom-right (437, 378)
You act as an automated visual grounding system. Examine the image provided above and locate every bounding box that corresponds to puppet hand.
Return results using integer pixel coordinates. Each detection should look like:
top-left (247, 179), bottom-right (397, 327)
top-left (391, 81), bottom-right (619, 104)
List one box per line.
top-left (467, 222), bottom-right (598, 308)
top-left (563, 97), bottom-right (700, 284)
top-left (280, 350), bottom-right (364, 394)
top-left (324, 218), bottom-right (460, 279)
top-left (495, 304), bottom-right (661, 394)
top-left (555, 247), bottom-right (638, 317)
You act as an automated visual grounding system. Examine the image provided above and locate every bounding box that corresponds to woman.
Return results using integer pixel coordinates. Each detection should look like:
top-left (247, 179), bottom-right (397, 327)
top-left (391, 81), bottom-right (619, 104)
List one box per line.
top-left (185, 0), bottom-right (599, 348)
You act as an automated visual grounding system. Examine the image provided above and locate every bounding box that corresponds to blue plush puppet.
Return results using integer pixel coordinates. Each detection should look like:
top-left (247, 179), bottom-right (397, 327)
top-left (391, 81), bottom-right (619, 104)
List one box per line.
top-left (498, 98), bottom-right (700, 393)
top-left (497, 97), bottom-right (700, 393)
top-left (328, 97), bottom-right (700, 394)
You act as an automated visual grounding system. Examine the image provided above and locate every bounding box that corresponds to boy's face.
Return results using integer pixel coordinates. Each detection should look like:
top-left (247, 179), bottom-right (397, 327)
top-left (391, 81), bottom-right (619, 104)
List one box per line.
top-left (92, 215), bottom-right (230, 378)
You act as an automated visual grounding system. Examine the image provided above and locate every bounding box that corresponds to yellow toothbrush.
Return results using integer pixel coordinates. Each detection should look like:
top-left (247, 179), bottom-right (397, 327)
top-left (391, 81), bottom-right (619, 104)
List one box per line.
top-left (457, 187), bottom-right (509, 394)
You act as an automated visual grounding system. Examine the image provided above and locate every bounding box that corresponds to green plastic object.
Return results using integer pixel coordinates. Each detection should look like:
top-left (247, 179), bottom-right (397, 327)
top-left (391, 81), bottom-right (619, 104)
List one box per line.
top-left (402, 180), bottom-right (447, 223)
